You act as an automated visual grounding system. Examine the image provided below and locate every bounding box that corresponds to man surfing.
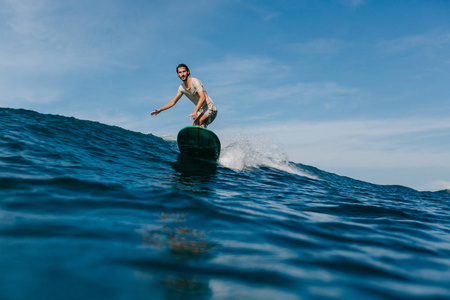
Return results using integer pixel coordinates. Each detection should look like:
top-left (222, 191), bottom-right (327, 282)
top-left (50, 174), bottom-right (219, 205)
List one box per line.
top-left (151, 64), bottom-right (218, 128)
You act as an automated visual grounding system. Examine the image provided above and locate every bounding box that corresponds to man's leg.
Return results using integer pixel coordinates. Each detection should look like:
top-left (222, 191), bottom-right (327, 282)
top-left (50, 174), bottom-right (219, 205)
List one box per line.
top-left (192, 113), bottom-right (209, 127)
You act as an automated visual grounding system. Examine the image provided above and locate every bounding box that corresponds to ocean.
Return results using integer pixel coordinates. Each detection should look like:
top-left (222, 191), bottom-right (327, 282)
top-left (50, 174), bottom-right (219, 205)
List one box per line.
top-left (1, 107), bottom-right (449, 299)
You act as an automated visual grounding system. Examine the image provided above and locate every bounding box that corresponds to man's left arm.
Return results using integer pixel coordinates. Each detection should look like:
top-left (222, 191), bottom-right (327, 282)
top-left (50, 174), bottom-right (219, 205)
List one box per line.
top-left (190, 90), bottom-right (206, 120)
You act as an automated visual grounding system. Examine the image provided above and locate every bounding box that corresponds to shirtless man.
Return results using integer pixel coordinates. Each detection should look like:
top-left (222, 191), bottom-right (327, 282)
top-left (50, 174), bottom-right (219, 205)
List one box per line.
top-left (150, 64), bottom-right (218, 128)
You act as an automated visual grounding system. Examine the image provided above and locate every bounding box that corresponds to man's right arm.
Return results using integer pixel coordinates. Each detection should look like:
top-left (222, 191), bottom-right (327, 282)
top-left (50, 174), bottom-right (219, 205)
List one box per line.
top-left (151, 92), bottom-right (182, 116)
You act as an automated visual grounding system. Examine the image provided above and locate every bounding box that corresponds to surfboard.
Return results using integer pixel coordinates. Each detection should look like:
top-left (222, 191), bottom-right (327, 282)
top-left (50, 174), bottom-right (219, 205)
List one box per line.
top-left (177, 126), bottom-right (221, 160)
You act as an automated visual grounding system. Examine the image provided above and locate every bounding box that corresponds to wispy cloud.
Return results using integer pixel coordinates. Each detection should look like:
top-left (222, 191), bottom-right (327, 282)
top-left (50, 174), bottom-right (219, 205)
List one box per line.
top-left (192, 54), bottom-right (367, 125)
top-left (195, 55), bottom-right (289, 113)
top-left (197, 55), bottom-right (359, 100)
top-left (0, 81), bottom-right (61, 106)
top-left (339, 0), bottom-right (366, 8)
top-left (0, 0), bottom-right (150, 71)
top-left (0, 0), bottom-right (157, 106)
top-left (377, 32), bottom-right (450, 54)
top-left (252, 81), bottom-right (360, 103)
top-left (197, 55), bottom-right (281, 86)
top-left (233, 0), bottom-right (280, 21)
top-left (287, 38), bottom-right (349, 55)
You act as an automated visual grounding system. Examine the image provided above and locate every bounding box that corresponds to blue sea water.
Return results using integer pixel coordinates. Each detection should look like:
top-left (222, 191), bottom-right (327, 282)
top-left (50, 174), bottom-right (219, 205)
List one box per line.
top-left (1, 107), bottom-right (450, 300)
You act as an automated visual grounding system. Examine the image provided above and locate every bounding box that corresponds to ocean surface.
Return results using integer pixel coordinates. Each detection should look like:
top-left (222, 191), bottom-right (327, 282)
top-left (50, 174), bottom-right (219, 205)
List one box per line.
top-left (1, 107), bottom-right (450, 300)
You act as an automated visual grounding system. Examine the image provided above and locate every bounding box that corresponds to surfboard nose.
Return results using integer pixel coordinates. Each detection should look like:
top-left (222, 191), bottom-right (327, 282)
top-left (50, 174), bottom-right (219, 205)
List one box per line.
top-left (177, 126), bottom-right (221, 160)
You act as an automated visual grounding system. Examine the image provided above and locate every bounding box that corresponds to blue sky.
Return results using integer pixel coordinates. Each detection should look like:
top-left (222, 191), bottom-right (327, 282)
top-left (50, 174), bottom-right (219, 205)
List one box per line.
top-left (1, 0), bottom-right (450, 191)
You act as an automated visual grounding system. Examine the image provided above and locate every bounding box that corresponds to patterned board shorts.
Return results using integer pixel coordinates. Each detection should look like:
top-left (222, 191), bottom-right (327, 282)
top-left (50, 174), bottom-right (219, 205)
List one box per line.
top-left (197, 108), bottom-right (218, 128)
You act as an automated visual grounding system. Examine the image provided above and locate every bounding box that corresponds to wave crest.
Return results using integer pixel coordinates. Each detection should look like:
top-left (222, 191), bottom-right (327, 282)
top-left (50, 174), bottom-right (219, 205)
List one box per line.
top-left (218, 135), bottom-right (316, 179)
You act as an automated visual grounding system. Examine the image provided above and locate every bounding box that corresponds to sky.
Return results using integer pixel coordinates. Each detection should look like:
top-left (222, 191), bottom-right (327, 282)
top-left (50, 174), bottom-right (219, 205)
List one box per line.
top-left (1, 0), bottom-right (450, 191)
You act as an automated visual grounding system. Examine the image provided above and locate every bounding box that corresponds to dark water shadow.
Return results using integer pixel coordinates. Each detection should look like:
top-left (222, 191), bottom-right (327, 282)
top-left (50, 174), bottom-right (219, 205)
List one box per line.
top-left (170, 154), bottom-right (218, 178)
top-left (169, 154), bottom-right (219, 195)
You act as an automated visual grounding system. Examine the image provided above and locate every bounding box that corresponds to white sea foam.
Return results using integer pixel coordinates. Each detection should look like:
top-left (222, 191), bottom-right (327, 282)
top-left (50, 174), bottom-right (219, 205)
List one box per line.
top-left (217, 134), bottom-right (317, 179)
top-left (160, 135), bottom-right (176, 142)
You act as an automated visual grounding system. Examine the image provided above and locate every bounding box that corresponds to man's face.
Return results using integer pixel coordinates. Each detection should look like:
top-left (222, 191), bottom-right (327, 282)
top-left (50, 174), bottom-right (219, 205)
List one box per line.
top-left (177, 67), bottom-right (189, 81)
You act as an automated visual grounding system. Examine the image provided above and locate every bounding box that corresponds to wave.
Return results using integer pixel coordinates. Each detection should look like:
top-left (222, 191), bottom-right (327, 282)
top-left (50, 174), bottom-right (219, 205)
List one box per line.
top-left (2, 107), bottom-right (450, 299)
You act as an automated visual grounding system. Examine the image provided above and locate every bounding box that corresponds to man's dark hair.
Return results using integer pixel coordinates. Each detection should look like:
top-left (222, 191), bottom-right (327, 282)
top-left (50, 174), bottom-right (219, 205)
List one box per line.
top-left (176, 64), bottom-right (190, 75)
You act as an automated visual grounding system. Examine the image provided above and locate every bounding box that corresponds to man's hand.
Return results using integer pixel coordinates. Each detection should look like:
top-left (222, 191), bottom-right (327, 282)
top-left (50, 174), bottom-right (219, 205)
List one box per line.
top-left (151, 109), bottom-right (161, 116)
